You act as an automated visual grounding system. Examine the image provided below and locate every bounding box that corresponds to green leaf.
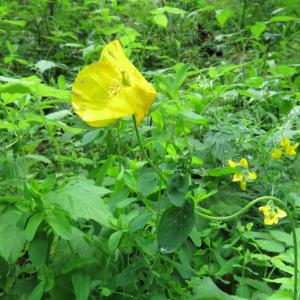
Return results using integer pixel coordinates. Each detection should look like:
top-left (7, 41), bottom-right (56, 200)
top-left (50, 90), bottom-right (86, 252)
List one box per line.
top-left (28, 231), bottom-right (48, 268)
top-left (250, 22), bottom-right (266, 38)
top-left (28, 281), bottom-right (45, 300)
top-left (0, 209), bottom-right (26, 262)
top-left (48, 212), bottom-right (72, 240)
top-left (25, 213), bottom-right (44, 241)
top-left (0, 19), bottom-right (27, 26)
top-left (157, 200), bottom-right (195, 253)
top-left (166, 173), bottom-right (188, 207)
top-left (269, 16), bottom-right (297, 22)
top-left (270, 65), bottom-right (297, 75)
top-left (72, 272), bottom-right (91, 300)
top-left (255, 239), bottom-right (285, 253)
top-left (0, 82), bottom-right (32, 94)
top-left (216, 8), bottom-right (233, 27)
top-left (108, 230), bottom-right (123, 252)
top-left (181, 110), bottom-right (208, 125)
top-left (137, 168), bottom-right (158, 197)
top-left (44, 177), bottom-right (113, 226)
top-left (153, 14), bottom-right (168, 28)
top-left (129, 213), bottom-right (152, 233)
top-left (45, 110), bottom-right (71, 121)
top-left (208, 167), bottom-right (238, 177)
top-left (25, 154), bottom-right (52, 164)
top-left (81, 129), bottom-right (101, 146)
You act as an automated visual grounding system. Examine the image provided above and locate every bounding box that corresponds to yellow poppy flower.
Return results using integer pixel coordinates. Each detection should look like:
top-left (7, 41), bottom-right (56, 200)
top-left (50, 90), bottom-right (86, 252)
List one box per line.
top-left (259, 205), bottom-right (287, 225)
top-left (227, 158), bottom-right (257, 190)
top-left (271, 148), bottom-right (282, 159)
top-left (71, 40), bottom-right (157, 127)
top-left (284, 143), bottom-right (299, 156)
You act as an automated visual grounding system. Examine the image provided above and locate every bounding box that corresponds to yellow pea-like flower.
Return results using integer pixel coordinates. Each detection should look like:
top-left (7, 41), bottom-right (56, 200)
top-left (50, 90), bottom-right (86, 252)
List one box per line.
top-left (271, 148), bottom-right (282, 159)
top-left (71, 40), bottom-right (157, 127)
top-left (259, 204), bottom-right (287, 225)
top-left (227, 158), bottom-right (257, 191)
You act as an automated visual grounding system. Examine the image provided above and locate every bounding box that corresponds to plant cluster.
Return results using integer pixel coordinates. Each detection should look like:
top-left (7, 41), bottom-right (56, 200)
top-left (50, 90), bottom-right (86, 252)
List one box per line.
top-left (1, 0), bottom-right (300, 299)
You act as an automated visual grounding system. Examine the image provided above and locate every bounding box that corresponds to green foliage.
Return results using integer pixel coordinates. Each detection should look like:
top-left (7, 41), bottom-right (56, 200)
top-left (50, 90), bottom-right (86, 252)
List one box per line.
top-left (1, 0), bottom-right (300, 299)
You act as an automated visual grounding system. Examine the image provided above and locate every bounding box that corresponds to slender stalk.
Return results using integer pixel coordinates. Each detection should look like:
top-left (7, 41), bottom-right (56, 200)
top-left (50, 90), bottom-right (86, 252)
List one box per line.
top-left (195, 196), bottom-right (298, 300)
top-left (132, 115), bottom-right (167, 184)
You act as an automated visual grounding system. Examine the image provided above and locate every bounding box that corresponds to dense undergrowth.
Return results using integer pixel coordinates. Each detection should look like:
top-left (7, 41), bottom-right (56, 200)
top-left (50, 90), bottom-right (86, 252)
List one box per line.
top-left (1, 0), bottom-right (300, 299)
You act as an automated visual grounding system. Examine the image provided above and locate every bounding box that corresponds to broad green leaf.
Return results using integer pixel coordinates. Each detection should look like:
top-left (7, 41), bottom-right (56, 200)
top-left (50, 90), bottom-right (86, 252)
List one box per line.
top-left (153, 14), bottom-right (168, 28)
top-left (0, 82), bottom-right (32, 94)
top-left (129, 213), bottom-right (152, 233)
top-left (137, 168), bottom-right (158, 197)
top-left (48, 212), bottom-right (72, 240)
top-left (28, 281), bottom-right (45, 300)
top-left (44, 177), bottom-right (112, 226)
top-left (270, 65), bottom-right (297, 75)
top-left (157, 200), bottom-right (195, 253)
top-left (166, 172), bottom-right (188, 207)
top-left (81, 129), bottom-right (101, 146)
top-left (0, 209), bottom-right (26, 262)
top-left (216, 8), bottom-right (233, 27)
top-left (28, 231), bottom-right (48, 268)
top-left (250, 22), bottom-right (266, 38)
top-left (108, 230), bottom-right (123, 252)
top-left (191, 277), bottom-right (245, 299)
top-left (72, 272), bottom-right (91, 300)
top-left (255, 239), bottom-right (285, 253)
top-left (181, 110), bottom-right (207, 124)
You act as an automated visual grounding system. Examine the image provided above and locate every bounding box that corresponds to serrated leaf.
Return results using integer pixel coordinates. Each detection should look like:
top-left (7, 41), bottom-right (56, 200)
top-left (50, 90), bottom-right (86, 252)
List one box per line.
top-left (48, 212), bottom-right (72, 240)
top-left (44, 177), bottom-right (112, 226)
top-left (0, 209), bottom-right (26, 262)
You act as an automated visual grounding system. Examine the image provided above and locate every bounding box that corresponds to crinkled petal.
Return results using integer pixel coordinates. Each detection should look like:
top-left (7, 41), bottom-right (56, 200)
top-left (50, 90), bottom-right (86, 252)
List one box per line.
top-left (71, 40), bottom-right (157, 127)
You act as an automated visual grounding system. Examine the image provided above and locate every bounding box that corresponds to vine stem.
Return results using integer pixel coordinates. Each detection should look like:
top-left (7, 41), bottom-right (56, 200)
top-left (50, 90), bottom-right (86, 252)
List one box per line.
top-left (195, 196), bottom-right (298, 300)
top-left (132, 115), bottom-right (167, 184)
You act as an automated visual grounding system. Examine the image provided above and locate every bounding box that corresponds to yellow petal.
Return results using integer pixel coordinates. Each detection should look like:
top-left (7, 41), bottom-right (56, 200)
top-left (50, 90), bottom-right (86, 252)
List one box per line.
top-left (72, 40), bottom-right (157, 127)
top-left (271, 148), bottom-right (282, 159)
top-left (281, 137), bottom-right (291, 148)
top-left (232, 173), bottom-right (243, 182)
top-left (240, 178), bottom-right (247, 190)
top-left (275, 208), bottom-right (287, 219)
top-left (285, 145), bottom-right (297, 156)
top-left (239, 158), bottom-right (249, 169)
top-left (247, 171), bottom-right (257, 181)
top-left (228, 159), bottom-right (237, 168)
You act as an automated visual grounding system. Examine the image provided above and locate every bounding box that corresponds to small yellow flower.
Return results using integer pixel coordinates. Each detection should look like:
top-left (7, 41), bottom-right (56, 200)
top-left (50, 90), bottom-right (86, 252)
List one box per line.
top-left (227, 158), bottom-right (257, 190)
top-left (272, 137), bottom-right (298, 158)
top-left (259, 204), bottom-right (287, 225)
top-left (72, 40), bottom-right (157, 127)
top-left (271, 148), bottom-right (282, 159)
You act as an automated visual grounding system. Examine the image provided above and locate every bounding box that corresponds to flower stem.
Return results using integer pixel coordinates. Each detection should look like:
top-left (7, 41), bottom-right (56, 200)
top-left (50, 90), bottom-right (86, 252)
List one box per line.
top-left (195, 196), bottom-right (298, 300)
top-left (132, 115), bottom-right (167, 184)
